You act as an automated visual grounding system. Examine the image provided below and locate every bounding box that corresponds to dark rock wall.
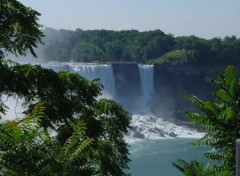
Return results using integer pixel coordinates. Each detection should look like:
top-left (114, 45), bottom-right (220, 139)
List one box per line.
top-left (112, 63), bottom-right (228, 120)
top-left (152, 65), bottom-right (216, 121)
top-left (112, 63), bottom-right (141, 112)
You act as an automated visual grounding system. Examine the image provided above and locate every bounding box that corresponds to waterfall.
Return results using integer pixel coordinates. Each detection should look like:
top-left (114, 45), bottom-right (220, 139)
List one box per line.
top-left (40, 62), bottom-right (116, 99)
top-left (69, 63), bottom-right (116, 99)
top-left (138, 64), bottom-right (154, 113)
top-left (5, 62), bottom-right (204, 141)
top-left (40, 62), bottom-right (73, 72)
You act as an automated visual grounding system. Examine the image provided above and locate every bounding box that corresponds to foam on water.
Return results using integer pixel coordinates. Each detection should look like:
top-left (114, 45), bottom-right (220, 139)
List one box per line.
top-left (125, 114), bottom-right (205, 143)
top-left (6, 62), bottom-right (205, 143)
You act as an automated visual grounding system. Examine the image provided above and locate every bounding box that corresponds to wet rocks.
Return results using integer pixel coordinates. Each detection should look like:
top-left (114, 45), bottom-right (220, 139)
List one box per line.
top-left (168, 132), bottom-right (177, 137)
top-left (133, 132), bottom-right (145, 139)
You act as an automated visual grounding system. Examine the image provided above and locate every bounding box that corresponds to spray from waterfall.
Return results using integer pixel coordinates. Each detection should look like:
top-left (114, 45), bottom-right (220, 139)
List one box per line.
top-left (70, 63), bottom-right (116, 99)
top-left (40, 62), bottom-right (116, 99)
top-left (138, 64), bottom-right (154, 113)
top-left (2, 61), bottom-right (205, 140)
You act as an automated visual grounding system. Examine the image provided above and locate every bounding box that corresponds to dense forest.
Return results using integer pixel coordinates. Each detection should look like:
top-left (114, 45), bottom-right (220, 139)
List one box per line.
top-left (35, 28), bottom-right (240, 65)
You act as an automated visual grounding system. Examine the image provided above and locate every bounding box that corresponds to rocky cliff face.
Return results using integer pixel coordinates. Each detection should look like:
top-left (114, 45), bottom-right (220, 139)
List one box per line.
top-left (112, 64), bottom-right (227, 121)
top-left (112, 63), bottom-right (142, 112)
top-left (152, 64), bottom-right (216, 121)
top-left (42, 62), bottom-right (227, 122)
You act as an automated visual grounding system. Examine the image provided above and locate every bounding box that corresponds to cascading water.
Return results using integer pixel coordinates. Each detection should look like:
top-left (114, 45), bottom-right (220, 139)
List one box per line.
top-left (3, 60), bottom-right (208, 175)
top-left (38, 62), bottom-right (203, 141)
top-left (2, 62), bottom-right (116, 120)
top-left (32, 62), bottom-right (205, 175)
top-left (125, 64), bottom-right (204, 142)
top-left (138, 64), bottom-right (154, 113)
top-left (40, 62), bottom-right (116, 99)
top-left (40, 62), bottom-right (73, 72)
top-left (69, 63), bottom-right (116, 99)
top-left (4, 62), bottom-right (203, 140)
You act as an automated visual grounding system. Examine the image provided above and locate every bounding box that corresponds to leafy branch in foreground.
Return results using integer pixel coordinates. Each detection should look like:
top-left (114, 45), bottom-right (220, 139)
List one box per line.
top-left (173, 66), bottom-right (240, 176)
top-left (0, 102), bottom-right (131, 176)
top-left (0, 103), bottom-right (93, 175)
top-left (0, 0), bottom-right (131, 175)
top-left (0, 61), bottom-right (131, 175)
top-left (173, 159), bottom-right (232, 176)
top-left (0, 0), bottom-right (43, 59)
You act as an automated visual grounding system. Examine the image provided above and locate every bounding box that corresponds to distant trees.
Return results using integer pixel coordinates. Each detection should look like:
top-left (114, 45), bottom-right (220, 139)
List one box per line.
top-left (70, 42), bottom-right (104, 62)
top-left (33, 28), bottom-right (240, 65)
top-left (173, 66), bottom-right (240, 176)
top-left (36, 29), bottom-right (176, 63)
top-left (149, 50), bottom-right (197, 65)
top-left (173, 35), bottom-right (240, 65)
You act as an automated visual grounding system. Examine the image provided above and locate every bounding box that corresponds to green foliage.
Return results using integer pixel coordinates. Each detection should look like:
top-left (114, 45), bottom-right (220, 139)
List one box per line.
top-left (148, 50), bottom-right (197, 65)
top-left (37, 28), bottom-right (175, 63)
top-left (0, 61), bottom-right (131, 175)
top-left (70, 42), bottom-right (104, 62)
top-left (0, 61), bottom-right (101, 126)
top-left (0, 0), bottom-right (43, 59)
top-left (173, 159), bottom-right (210, 176)
top-left (174, 66), bottom-right (240, 175)
top-left (0, 1), bottom-right (131, 175)
top-left (0, 103), bottom-right (52, 175)
top-left (0, 103), bottom-right (94, 175)
top-left (173, 159), bottom-right (233, 176)
top-left (32, 28), bottom-right (240, 65)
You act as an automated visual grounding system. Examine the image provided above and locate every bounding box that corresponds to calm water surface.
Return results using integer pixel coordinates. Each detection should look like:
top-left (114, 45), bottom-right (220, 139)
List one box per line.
top-left (128, 138), bottom-right (209, 176)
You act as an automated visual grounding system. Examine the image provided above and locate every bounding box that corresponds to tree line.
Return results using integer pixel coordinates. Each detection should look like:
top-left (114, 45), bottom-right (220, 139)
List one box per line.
top-left (2, 0), bottom-right (240, 175)
top-left (36, 28), bottom-right (240, 65)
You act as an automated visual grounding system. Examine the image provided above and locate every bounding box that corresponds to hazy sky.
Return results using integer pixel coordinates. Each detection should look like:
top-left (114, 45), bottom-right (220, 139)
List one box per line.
top-left (19, 0), bottom-right (240, 39)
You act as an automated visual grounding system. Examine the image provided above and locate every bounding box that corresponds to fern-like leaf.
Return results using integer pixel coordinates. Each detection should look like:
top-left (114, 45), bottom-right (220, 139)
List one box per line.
top-left (185, 93), bottom-right (204, 110)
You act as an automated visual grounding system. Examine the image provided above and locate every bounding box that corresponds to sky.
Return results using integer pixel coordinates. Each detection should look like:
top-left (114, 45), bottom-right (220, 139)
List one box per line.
top-left (18, 0), bottom-right (240, 39)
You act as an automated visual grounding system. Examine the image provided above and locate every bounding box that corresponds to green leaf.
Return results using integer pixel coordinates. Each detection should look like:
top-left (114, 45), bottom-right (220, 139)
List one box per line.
top-left (203, 101), bottom-right (219, 115)
top-left (185, 93), bottom-right (204, 110)
top-left (224, 107), bottom-right (237, 121)
top-left (224, 66), bottom-right (239, 97)
top-left (216, 89), bottom-right (231, 102)
top-left (224, 66), bottom-right (238, 87)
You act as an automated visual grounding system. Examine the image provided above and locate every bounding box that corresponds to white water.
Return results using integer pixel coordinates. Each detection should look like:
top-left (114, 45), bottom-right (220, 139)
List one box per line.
top-left (39, 62), bottom-right (205, 141)
top-left (2, 62), bottom-right (205, 142)
top-left (40, 62), bottom-right (116, 99)
top-left (40, 62), bottom-right (73, 72)
top-left (2, 61), bottom-right (207, 175)
top-left (70, 63), bottom-right (116, 99)
top-left (1, 95), bottom-right (25, 120)
top-left (126, 114), bottom-right (205, 143)
top-left (138, 64), bottom-right (154, 113)
top-left (2, 62), bottom-right (116, 119)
